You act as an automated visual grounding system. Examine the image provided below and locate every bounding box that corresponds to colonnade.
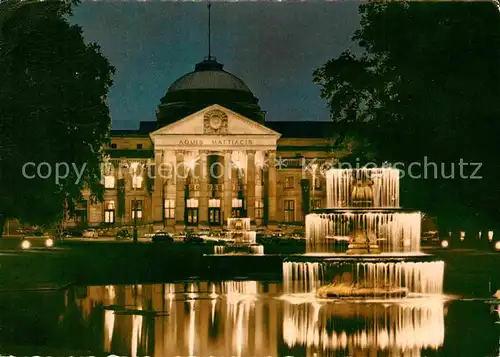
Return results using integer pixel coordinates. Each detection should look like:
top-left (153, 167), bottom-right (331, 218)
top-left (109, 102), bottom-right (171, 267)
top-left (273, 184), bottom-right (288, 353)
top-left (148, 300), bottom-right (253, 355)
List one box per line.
top-left (153, 149), bottom-right (277, 228)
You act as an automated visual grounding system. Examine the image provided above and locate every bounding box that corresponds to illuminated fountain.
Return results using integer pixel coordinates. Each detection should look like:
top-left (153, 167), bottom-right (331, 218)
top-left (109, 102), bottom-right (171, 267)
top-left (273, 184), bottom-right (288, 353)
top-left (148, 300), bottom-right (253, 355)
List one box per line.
top-left (283, 168), bottom-right (444, 298)
top-left (214, 217), bottom-right (264, 255)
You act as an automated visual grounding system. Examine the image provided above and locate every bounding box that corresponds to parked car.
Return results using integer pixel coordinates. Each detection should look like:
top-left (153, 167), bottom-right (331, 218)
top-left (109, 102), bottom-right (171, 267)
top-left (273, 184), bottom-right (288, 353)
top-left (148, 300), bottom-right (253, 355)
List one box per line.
top-left (198, 230), bottom-right (211, 239)
top-left (184, 233), bottom-right (204, 244)
top-left (152, 232), bottom-right (174, 243)
top-left (61, 229), bottom-right (83, 238)
top-left (271, 229), bottom-right (284, 238)
top-left (116, 229), bottom-right (130, 240)
top-left (172, 232), bottom-right (187, 241)
top-left (144, 230), bottom-right (159, 238)
top-left (83, 229), bottom-right (98, 239)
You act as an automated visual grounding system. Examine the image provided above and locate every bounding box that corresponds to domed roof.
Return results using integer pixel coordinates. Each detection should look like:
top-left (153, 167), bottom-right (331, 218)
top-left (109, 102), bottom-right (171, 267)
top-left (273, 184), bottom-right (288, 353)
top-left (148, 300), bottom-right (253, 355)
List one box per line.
top-left (167, 58), bottom-right (252, 93)
top-left (157, 57), bottom-right (265, 126)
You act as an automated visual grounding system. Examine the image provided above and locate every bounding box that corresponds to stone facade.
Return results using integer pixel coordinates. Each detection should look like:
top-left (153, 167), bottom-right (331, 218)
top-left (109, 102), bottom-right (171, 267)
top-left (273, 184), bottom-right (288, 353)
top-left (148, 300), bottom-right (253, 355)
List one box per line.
top-left (65, 105), bottom-right (346, 232)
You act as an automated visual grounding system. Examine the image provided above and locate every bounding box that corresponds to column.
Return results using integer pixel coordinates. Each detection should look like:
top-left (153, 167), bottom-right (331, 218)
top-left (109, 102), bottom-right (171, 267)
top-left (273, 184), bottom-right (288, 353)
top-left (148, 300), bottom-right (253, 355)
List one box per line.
top-left (268, 150), bottom-right (277, 227)
top-left (246, 150), bottom-right (256, 224)
top-left (223, 150), bottom-right (232, 223)
top-left (199, 150), bottom-right (209, 228)
top-left (152, 150), bottom-right (164, 224)
top-left (175, 150), bottom-right (185, 229)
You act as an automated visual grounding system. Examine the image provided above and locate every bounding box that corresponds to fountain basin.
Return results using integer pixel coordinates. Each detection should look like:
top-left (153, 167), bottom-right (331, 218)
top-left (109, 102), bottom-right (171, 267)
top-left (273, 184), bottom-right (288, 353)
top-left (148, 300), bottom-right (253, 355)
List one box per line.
top-left (213, 244), bottom-right (264, 255)
top-left (312, 208), bottom-right (419, 214)
top-left (306, 210), bottom-right (422, 254)
top-left (285, 253), bottom-right (438, 263)
top-left (283, 255), bottom-right (445, 295)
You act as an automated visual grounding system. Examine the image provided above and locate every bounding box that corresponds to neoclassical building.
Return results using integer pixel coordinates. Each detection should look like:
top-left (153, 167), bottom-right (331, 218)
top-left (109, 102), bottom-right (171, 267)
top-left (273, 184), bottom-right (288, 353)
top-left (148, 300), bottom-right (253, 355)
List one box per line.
top-left (70, 58), bottom-right (347, 231)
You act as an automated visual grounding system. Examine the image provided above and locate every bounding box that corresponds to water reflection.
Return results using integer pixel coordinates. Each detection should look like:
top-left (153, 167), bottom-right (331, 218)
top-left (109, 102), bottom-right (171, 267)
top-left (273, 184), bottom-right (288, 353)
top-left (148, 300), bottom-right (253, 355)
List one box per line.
top-left (72, 282), bottom-right (281, 357)
top-left (282, 298), bottom-right (445, 356)
top-left (57, 282), bottom-right (453, 357)
top-left (2, 280), bottom-right (500, 356)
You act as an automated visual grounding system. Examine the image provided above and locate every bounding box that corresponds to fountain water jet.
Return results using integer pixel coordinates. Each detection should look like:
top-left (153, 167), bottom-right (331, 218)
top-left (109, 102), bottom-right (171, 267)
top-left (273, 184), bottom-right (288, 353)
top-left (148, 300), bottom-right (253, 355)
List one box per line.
top-left (213, 218), bottom-right (263, 255)
top-left (283, 168), bottom-right (444, 298)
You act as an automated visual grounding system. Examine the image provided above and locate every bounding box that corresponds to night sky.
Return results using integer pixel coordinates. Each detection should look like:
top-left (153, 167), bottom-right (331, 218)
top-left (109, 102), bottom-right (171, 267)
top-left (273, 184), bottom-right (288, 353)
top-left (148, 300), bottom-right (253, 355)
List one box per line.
top-left (70, 2), bottom-right (362, 130)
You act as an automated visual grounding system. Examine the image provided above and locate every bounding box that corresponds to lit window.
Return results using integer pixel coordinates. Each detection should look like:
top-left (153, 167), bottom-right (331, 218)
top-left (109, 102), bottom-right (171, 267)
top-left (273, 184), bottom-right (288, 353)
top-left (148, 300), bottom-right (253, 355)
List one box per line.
top-left (209, 199), bottom-right (221, 208)
top-left (284, 200), bottom-right (295, 222)
top-left (314, 177), bottom-right (322, 190)
top-left (104, 176), bottom-right (115, 189)
top-left (164, 199), bottom-right (175, 219)
top-left (208, 199), bottom-right (221, 225)
top-left (104, 211), bottom-right (115, 223)
top-left (132, 200), bottom-right (143, 220)
top-left (284, 176), bottom-right (294, 189)
top-left (132, 175), bottom-right (143, 189)
top-left (130, 162), bottom-right (143, 189)
top-left (186, 198), bottom-right (199, 225)
top-left (105, 200), bottom-right (115, 223)
top-left (255, 199), bottom-right (264, 219)
top-left (186, 198), bottom-right (199, 208)
top-left (232, 198), bottom-right (243, 208)
top-left (130, 162), bottom-right (140, 172)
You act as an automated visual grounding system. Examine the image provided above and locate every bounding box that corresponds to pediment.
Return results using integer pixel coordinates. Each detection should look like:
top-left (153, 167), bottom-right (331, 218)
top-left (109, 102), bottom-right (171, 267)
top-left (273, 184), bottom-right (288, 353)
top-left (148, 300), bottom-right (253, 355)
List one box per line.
top-left (150, 104), bottom-right (281, 138)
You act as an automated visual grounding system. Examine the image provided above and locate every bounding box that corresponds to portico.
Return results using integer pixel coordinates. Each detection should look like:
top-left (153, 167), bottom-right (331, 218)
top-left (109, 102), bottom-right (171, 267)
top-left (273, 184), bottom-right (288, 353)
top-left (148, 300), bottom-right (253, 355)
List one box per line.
top-left (150, 104), bottom-right (281, 230)
top-left (57, 57), bottom-right (335, 232)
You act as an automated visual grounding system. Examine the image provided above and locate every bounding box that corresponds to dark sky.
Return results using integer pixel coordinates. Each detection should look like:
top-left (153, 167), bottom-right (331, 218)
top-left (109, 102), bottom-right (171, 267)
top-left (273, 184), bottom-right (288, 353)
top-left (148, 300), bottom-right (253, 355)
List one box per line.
top-left (70, 2), bottom-right (362, 130)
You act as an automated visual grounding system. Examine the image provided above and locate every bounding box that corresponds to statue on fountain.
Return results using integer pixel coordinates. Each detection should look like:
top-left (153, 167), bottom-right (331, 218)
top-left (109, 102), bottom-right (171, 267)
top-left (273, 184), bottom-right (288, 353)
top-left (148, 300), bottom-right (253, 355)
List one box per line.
top-left (351, 177), bottom-right (374, 207)
top-left (346, 221), bottom-right (381, 255)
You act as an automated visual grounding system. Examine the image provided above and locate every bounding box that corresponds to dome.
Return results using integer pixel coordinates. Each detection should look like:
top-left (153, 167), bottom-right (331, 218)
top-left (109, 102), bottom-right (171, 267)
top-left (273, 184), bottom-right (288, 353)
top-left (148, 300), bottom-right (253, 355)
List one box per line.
top-left (167, 58), bottom-right (252, 93)
top-left (156, 57), bottom-right (265, 126)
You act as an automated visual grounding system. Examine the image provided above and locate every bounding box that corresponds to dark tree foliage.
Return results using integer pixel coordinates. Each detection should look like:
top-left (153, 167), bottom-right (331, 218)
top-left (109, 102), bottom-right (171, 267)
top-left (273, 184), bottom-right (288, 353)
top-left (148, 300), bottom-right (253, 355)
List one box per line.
top-left (0, 1), bottom-right (115, 234)
top-left (314, 2), bottom-right (500, 230)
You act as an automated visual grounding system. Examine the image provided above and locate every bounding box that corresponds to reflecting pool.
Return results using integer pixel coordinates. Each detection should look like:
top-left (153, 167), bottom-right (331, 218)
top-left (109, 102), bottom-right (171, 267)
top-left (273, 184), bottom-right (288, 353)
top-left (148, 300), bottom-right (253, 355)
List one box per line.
top-left (0, 281), bottom-right (499, 356)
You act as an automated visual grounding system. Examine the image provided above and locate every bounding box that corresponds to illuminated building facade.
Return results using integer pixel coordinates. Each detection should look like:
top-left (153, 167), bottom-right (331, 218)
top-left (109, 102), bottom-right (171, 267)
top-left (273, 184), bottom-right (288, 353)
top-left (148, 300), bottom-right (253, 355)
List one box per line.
top-left (68, 58), bottom-right (347, 231)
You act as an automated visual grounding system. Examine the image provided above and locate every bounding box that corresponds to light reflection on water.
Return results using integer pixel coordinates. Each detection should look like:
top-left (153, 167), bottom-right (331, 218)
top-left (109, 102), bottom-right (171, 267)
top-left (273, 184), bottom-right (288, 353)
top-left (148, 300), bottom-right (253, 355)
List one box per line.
top-left (74, 281), bottom-right (281, 357)
top-left (2, 281), bottom-right (499, 356)
top-left (68, 281), bottom-right (451, 357)
top-left (281, 297), bottom-right (445, 357)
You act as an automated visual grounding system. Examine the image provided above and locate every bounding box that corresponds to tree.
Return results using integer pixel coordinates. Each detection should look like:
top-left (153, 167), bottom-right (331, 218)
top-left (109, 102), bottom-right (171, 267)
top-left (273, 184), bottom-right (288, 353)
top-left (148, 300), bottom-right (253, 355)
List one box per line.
top-left (314, 2), bottom-right (500, 230)
top-left (0, 1), bottom-right (115, 236)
